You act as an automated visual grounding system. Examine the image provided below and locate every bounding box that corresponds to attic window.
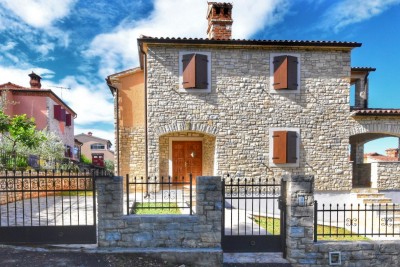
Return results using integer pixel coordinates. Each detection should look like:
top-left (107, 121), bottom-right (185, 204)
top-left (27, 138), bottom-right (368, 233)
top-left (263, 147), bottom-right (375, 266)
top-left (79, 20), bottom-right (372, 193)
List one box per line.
top-left (179, 51), bottom-right (211, 92)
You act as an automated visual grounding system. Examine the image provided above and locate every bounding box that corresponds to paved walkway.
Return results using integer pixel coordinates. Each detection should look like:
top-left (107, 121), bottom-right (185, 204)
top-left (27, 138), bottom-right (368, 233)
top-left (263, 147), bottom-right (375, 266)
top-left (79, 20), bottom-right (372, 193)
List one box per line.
top-left (0, 195), bottom-right (95, 226)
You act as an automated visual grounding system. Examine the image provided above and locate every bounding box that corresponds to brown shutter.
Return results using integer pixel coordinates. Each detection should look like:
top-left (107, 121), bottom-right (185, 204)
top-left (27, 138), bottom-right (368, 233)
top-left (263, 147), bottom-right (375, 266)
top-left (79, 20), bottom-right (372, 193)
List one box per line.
top-left (54, 105), bottom-right (61, 120)
top-left (287, 56), bottom-right (298, 90)
top-left (65, 114), bottom-right (72, 126)
top-left (272, 131), bottom-right (287, 164)
top-left (60, 108), bottom-right (66, 122)
top-left (195, 54), bottom-right (208, 89)
top-left (286, 131), bottom-right (297, 163)
top-left (273, 56), bottom-right (288, 90)
top-left (182, 53), bottom-right (196, 88)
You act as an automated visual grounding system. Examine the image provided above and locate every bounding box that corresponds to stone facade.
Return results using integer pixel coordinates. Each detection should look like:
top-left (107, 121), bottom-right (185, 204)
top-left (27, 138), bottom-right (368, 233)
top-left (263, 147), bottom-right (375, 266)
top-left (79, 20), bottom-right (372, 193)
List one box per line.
top-left (371, 162), bottom-right (400, 189)
top-left (96, 175), bottom-right (223, 266)
top-left (146, 45), bottom-right (353, 191)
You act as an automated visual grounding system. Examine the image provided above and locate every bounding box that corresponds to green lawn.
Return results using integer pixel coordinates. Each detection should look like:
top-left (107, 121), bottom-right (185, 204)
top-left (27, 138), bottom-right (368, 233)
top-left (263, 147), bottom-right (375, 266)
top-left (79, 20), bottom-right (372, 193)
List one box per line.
top-left (131, 202), bottom-right (181, 215)
top-left (58, 191), bottom-right (94, 196)
top-left (253, 216), bottom-right (369, 241)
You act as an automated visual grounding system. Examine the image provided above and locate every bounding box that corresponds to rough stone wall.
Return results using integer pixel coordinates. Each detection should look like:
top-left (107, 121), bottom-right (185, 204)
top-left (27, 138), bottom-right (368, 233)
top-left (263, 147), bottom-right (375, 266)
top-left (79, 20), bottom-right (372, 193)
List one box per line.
top-left (146, 45), bottom-right (352, 190)
top-left (119, 126), bottom-right (146, 179)
top-left (285, 175), bottom-right (400, 266)
top-left (371, 162), bottom-right (400, 190)
top-left (96, 175), bottom-right (222, 267)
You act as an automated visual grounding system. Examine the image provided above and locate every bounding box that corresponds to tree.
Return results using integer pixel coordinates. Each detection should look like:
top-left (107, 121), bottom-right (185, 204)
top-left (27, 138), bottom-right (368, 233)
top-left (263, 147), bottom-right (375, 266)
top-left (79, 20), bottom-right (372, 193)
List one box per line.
top-left (0, 111), bottom-right (45, 154)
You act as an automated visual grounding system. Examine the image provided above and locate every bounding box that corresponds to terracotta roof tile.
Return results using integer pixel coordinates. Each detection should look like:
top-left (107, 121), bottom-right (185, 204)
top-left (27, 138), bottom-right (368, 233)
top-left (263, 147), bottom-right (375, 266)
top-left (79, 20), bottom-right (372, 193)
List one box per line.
top-left (351, 108), bottom-right (400, 116)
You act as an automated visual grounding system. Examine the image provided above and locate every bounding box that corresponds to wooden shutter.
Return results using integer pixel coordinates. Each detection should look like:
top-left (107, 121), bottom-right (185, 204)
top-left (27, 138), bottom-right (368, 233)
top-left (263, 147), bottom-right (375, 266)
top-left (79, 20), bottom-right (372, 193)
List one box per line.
top-left (287, 56), bottom-right (298, 90)
top-left (195, 54), bottom-right (208, 89)
top-left (60, 108), bottom-right (66, 122)
top-left (286, 131), bottom-right (298, 163)
top-left (182, 53), bottom-right (196, 88)
top-left (65, 114), bottom-right (72, 126)
top-left (273, 55), bottom-right (298, 90)
top-left (273, 56), bottom-right (288, 90)
top-left (272, 131), bottom-right (287, 164)
top-left (54, 105), bottom-right (61, 120)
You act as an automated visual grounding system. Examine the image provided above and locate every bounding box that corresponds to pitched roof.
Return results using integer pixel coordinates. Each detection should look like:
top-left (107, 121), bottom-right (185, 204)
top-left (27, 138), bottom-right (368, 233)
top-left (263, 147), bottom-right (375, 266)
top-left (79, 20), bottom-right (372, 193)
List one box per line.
top-left (0, 84), bottom-right (77, 116)
top-left (351, 67), bottom-right (376, 72)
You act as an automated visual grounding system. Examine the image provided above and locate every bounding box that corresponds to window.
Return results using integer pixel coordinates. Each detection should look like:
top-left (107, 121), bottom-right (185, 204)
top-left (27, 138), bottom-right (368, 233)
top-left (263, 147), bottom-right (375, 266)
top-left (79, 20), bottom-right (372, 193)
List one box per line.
top-left (179, 51), bottom-right (211, 92)
top-left (91, 143), bottom-right (105, 150)
top-left (269, 128), bottom-right (300, 167)
top-left (270, 53), bottom-right (300, 93)
top-left (65, 114), bottom-right (72, 126)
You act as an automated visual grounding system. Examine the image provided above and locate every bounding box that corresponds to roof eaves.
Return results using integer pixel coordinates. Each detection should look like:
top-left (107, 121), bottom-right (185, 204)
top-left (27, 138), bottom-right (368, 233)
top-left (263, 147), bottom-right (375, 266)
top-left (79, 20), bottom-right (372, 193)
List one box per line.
top-left (137, 37), bottom-right (362, 48)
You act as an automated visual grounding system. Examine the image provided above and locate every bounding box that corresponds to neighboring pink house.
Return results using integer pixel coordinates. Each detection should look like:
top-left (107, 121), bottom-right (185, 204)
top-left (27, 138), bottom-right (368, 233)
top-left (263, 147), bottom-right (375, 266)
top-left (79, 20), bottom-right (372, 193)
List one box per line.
top-left (0, 72), bottom-right (77, 160)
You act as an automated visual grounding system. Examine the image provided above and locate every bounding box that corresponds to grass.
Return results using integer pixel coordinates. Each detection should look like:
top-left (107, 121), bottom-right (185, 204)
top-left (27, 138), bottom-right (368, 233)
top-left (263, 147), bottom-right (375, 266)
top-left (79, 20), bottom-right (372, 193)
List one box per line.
top-left (253, 216), bottom-right (281, 235)
top-left (131, 202), bottom-right (181, 215)
top-left (253, 216), bottom-right (369, 241)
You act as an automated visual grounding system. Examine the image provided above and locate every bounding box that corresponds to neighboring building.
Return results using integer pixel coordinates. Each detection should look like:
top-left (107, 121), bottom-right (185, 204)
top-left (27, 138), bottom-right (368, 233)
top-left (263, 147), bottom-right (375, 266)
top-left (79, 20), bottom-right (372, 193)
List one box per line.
top-left (107, 2), bottom-right (400, 192)
top-left (75, 132), bottom-right (114, 167)
top-left (0, 72), bottom-right (78, 160)
top-left (364, 149), bottom-right (400, 163)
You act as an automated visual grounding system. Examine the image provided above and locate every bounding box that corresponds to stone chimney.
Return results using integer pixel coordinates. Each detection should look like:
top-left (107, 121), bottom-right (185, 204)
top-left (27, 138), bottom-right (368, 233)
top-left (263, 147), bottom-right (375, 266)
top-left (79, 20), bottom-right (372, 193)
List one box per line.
top-left (88, 132), bottom-right (93, 136)
top-left (206, 2), bottom-right (233, 40)
top-left (28, 72), bottom-right (42, 89)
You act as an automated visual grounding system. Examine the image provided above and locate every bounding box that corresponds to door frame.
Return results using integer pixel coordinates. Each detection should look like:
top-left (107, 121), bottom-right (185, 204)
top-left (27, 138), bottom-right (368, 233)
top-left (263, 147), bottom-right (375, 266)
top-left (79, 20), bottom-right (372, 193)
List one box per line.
top-left (168, 137), bottom-right (203, 178)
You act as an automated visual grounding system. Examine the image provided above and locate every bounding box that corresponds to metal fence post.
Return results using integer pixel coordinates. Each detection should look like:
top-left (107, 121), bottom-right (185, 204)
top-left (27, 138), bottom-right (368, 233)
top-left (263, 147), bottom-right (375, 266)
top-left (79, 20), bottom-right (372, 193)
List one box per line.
top-left (314, 200), bottom-right (318, 242)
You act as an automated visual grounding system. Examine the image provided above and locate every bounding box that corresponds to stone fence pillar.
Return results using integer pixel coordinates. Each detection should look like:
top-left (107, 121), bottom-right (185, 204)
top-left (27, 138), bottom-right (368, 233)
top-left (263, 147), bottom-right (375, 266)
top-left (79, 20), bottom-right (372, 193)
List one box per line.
top-left (284, 175), bottom-right (315, 265)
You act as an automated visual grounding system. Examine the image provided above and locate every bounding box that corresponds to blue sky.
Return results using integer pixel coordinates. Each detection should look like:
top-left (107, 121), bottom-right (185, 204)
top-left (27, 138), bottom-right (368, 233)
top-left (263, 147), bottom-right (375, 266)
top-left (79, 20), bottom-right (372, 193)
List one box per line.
top-left (0, 0), bottom-right (399, 154)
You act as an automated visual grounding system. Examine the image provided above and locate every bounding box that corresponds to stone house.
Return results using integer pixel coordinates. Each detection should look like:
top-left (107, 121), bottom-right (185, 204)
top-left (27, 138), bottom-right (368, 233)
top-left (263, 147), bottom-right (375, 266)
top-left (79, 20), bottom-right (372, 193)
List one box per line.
top-left (0, 72), bottom-right (78, 160)
top-left (107, 2), bottom-right (400, 194)
top-left (75, 132), bottom-right (114, 167)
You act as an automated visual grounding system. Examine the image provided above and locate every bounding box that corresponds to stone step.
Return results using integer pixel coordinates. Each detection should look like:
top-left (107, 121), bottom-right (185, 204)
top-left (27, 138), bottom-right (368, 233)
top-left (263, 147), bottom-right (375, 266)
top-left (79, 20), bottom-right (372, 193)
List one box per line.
top-left (362, 198), bottom-right (393, 204)
top-left (351, 188), bottom-right (379, 194)
top-left (223, 253), bottom-right (292, 266)
top-left (357, 193), bottom-right (387, 199)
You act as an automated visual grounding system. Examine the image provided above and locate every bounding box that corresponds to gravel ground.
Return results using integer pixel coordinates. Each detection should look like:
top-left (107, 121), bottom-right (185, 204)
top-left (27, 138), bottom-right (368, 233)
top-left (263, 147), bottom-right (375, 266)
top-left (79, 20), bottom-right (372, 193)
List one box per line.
top-left (0, 246), bottom-right (186, 267)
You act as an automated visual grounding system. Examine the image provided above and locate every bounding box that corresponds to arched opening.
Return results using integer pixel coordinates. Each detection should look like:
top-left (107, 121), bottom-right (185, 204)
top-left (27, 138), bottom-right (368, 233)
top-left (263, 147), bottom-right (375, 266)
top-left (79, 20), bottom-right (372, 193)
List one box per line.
top-left (350, 134), bottom-right (400, 188)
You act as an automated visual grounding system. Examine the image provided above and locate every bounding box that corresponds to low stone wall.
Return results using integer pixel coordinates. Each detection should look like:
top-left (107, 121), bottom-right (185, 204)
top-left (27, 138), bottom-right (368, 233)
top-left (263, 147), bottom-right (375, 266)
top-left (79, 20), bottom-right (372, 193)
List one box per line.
top-left (285, 175), bottom-right (400, 266)
top-left (96, 175), bottom-right (223, 267)
top-left (371, 162), bottom-right (400, 190)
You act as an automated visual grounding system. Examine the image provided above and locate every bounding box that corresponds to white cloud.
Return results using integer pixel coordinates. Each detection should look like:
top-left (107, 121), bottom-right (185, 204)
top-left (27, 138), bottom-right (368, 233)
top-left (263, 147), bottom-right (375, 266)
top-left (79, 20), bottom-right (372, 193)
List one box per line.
top-left (321, 0), bottom-right (400, 32)
top-left (0, 0), bottom-right (77, 28)
top-left (57, 76), bottom-right (114, 125)
top-left (0, 66), bottom-right (54, 86)
top-left (0, 41), bottom-right (16, 51)
top-left (85, 0), bottom-right (290, 78)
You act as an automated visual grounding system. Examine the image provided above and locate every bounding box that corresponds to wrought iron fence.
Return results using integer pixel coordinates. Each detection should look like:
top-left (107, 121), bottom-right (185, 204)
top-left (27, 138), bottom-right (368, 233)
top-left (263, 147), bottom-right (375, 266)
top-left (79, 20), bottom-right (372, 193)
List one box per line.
top-left (126, 174), bottom-right (193, 215)
top-left (0, 170), bottom-right (96, 227)
top-left (314, 201), bottom-right (400, 241)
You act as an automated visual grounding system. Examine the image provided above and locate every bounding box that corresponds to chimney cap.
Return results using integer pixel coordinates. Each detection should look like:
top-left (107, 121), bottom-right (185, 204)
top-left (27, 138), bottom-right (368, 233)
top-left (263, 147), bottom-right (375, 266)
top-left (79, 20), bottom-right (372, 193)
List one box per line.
top-left (28, 71), bottom-right (42, 80)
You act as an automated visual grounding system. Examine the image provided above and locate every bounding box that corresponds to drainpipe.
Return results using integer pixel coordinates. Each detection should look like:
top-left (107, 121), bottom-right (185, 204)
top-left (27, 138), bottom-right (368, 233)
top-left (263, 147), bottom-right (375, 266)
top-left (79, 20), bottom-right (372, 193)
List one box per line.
top-left (139, 43), bottom-right (148, 180)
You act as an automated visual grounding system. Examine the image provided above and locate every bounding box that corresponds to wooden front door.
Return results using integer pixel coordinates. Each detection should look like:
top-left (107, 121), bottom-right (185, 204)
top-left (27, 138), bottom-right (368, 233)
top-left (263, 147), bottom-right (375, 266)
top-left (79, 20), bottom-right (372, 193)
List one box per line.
top-left (172, 141), bottom-right (202, 183)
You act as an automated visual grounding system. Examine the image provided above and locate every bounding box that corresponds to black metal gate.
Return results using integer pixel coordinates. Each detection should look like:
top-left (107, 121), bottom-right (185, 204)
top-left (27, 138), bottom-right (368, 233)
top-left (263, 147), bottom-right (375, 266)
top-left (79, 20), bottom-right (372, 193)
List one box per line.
top-left (222, 176), bottom-right (286, 253)
top-left (0, 170), bottom-right (96, 244)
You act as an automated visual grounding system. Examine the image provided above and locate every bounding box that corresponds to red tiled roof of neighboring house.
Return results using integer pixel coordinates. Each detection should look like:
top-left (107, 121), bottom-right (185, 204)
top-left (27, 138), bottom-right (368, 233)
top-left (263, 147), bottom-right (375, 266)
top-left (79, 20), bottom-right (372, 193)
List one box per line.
top-left (0, 82), bottom-right (25, 89)
top-left (367, 155), bottom-right (399, 162)
top-left (0, 85), bottom-right (77, 116)
top-left (351, 108), bottom-right (400, 116)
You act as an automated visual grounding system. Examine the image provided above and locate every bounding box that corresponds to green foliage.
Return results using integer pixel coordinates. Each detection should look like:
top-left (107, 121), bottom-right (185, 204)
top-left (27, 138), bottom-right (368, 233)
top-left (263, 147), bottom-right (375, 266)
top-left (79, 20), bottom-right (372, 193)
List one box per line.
top-left (105, 159), bottom-right (114, 172)
top-left (0, 111), bottom-right (45, 153)
top-left (30, 131), bottom-right (64, 160)
top-left (80, 154), bottom-right (92, 164)
top-left (132, 202), bottom-right (181, 215)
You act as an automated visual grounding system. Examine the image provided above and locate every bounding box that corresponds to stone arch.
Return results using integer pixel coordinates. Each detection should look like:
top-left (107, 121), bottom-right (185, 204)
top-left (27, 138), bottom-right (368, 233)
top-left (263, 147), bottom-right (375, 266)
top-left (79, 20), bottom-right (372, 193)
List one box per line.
top-left (349, 123), bottom-right (400, 137)
top-left (156, 122), bottom-right (218, 137)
